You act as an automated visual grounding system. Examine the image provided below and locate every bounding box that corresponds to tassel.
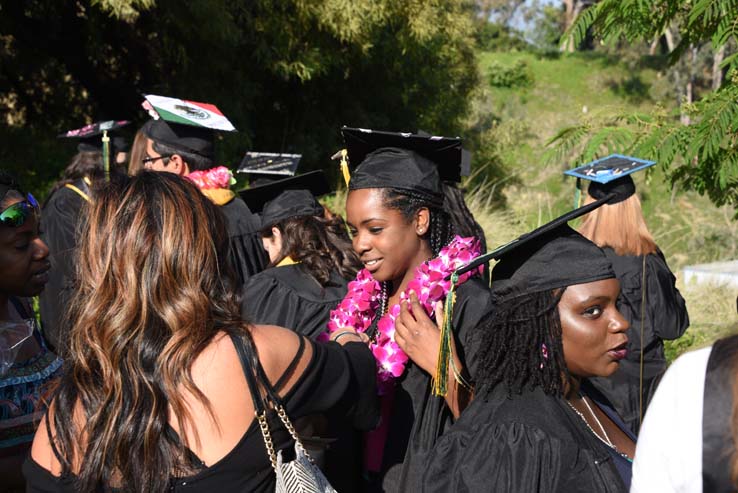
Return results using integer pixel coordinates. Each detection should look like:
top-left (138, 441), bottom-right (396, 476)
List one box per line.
top-left (102, 130), bottom-right (111, 183)
top-left (433, 272), bottom-right (458, 397)
top-left (340, 149), bottom-right (351, 187)
top-left (575, 177), bottom-right (582, 209)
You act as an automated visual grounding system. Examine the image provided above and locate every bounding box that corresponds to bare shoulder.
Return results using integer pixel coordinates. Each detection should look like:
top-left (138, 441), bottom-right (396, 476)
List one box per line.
top-left (249, 324), bottom-right (313, 391)
top-left (31, 401), bottom-right (84, 476)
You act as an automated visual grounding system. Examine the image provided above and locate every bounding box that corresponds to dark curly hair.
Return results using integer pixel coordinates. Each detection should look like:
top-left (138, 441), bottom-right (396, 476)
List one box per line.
top-left (474, 289), bottom-right (570, 399)
top-left (263, 214), bottom-right (361, 285)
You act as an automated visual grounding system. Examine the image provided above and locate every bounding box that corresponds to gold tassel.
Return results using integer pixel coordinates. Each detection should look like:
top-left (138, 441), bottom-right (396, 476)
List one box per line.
top-left (340, 149), bottom-right (350, 187)
top-left (432, 272), bottom-right (458, 397)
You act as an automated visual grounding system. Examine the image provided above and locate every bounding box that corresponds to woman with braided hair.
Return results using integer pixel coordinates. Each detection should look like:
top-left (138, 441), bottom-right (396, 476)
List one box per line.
top-left (332, 128), bottom-right (493, 492)
top-left (421, 212), bottom-right (636, 492)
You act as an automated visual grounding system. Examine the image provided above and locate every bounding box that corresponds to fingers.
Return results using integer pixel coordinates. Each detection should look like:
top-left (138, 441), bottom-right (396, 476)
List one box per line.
top-left (434, 300), bottom-right (444, 330)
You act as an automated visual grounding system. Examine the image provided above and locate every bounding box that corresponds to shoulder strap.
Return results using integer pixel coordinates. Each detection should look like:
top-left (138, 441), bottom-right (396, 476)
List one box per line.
top-left (272, 335), bottom-right (306, 393)
top-left (44, 410), bottom-right (71, 473)
top-left (229, 333), bottom-right (268, 413)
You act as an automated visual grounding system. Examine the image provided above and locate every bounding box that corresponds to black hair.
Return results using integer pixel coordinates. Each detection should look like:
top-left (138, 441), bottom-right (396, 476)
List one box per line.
top-left (152, 141), bottom-right (213, 172)
top-left (0, 170), bottom-right (23, 209)
top-left (381, 188), bottom-right (454, 256)
top-left (474, 289), bottom-right (570, 398)
top-left (442, 182), bottom-right (489, 281)
top-left (263, 214), bottom-right (362, 285)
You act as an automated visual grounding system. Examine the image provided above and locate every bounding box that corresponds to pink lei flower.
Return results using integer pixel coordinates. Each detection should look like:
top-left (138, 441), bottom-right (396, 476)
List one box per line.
top-left (325, 235), bottom-right (483, 394)
top-left (186, 166), bottom-right (236, 190)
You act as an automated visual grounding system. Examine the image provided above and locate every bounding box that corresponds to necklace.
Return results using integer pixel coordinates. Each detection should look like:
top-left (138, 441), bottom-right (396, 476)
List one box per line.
top-left (566, 395), bottom-right (632, 462)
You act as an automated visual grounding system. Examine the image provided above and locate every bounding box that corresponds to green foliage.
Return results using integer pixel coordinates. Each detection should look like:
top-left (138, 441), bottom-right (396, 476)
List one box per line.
top-left (557, 0), bottom-right (738, 212)
top-left (474, 22), bottom-right (529, 51)
top-left (488, 59), bottom-right (534, 88)
top-left (0, 0), bottom-right (479, 197)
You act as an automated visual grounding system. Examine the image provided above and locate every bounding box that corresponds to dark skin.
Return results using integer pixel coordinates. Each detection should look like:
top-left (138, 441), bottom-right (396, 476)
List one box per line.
top-left (345, 188), bottom-right (471, 417)
top-left (559, 279), bottom-right (636, 459)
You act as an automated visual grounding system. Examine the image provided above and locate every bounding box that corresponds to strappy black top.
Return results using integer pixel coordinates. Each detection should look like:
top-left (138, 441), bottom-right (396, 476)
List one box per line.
top-left (23, 336), bottom-right (378, 492)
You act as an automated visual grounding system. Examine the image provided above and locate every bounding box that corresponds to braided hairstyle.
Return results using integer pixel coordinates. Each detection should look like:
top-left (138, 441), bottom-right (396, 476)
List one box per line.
top-left (474, 288), bottom-right (570, 399)
top-left (381, 188), bottom-right (455, 256)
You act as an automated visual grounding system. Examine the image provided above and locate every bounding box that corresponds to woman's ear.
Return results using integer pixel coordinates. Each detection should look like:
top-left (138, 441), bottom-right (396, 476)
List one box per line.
top-left (271, 226), bottom-right (281, 240)
top-left (415, 208), bottom-right (430, 236)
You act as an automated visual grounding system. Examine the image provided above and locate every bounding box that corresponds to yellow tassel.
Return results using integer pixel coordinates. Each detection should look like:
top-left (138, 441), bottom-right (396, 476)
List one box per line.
top-left (340, 149), bottom-right (351, 187)
top-left (432, 273), bottom-right (458, 397)
top-left (102, 130), bottom-right (111, 183)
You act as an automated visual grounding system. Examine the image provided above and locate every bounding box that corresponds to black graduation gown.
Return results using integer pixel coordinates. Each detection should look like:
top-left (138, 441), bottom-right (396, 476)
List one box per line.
top-left (39, 184), bottom-right (87, 353)
top-left (220, 197), bottom-right (268, 285)
top-left (241, 264), bottom-right (348, 340)
top-left (377, 277), bottom-right (493, 493)
top-left (590, 248), bottom-right (689, 434)
top-left (421, 384), bottom-right (629, 493)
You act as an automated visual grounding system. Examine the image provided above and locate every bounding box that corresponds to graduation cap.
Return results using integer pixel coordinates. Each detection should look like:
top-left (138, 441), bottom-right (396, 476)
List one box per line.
top-left (340, 127), bottom-right (464, 200)
top-left (58, 120), bottom-right (130, 153)
top-left (141, 94), bottom-right (236, 159)
top-left (564, 154), bottom-right (656, 206)
top-left (237, 152), bottom-right (301, 187)
top-left (59, 120), bottom-right (131, 181)
top-left (239, 170), bottom-right (330, 229)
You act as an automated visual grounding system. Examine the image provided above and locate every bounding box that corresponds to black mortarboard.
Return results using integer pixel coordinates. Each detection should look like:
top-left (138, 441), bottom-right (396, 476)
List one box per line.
top-left (260, 189), bottom-right (325, 230)
top-left (453, 193), bottom-right (617, 282)
top-left (564, 154), bottom-right (656, 205)
top-left (237, 152), bottom-right (301, 187)
top-left (239, 170), bottom-right (330, 215)
top-left (141, 95), bottom-right (236, 159)
top-left (341, 127), bottom-right (464, 195)
top-left (58, 120), bottom-right (130, 152)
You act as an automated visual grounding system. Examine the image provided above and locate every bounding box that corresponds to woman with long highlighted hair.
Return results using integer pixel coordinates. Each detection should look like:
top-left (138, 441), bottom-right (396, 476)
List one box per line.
top-left (24, 172), bottom-right (377, 492)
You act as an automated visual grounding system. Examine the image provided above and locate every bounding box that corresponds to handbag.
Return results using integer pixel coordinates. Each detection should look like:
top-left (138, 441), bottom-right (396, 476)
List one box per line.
top-left (231, 334), bottom-right (337, 493)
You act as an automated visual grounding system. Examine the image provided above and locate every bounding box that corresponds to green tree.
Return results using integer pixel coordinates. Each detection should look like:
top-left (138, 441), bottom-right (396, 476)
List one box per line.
top-left (0, 0), bottom-right (479, 195)
top-left (549, 0), bottom-right (738, 210)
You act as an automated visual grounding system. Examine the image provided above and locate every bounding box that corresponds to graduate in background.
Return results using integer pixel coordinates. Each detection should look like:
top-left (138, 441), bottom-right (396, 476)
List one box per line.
top-left (240, 170), bottom-right (360, 340)
top-left (139, 94), bottom-right (267, 284)
top-left (567, 155), bottom-right (689, 435)
top-left (40, 120), bottom-right (129, 352)
top-left (420, 197), bottom-right (635, 493)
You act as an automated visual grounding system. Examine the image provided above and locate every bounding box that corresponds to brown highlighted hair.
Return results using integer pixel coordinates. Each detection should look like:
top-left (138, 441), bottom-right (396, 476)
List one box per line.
top-left (50, 172), bottom-right (249, 492)
top-left (577, 193), bottom-right (657, 256)
top-left (126, 129), bottom-right (148, 176)
top-left (263, 214), bottom-right (361, 285)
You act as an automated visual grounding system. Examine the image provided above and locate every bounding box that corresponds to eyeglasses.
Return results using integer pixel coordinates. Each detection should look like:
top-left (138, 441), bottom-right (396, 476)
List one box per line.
top-left (141, 154), bottom-right (171, 166)
top-left (0, 193), bottom-right (40, 227)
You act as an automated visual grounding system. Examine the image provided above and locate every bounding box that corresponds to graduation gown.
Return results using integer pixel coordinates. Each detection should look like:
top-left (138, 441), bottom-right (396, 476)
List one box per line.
top-left (219, 197), bottom-right (268, 285)
top-left (590, 248), bottom-right (689, 434)
top-left (377, 277), bottom-right (493, 493)
top-left (39, 183), bottom-right (88, 353)
top-left (241, 264), bottom-right (348, 340)
top-left (421, 383), bottom-right (629, 493)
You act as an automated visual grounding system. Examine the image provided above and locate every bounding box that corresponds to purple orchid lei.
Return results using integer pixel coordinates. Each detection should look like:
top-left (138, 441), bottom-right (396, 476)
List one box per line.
top-left (325, 235), bottom-right (483, 393)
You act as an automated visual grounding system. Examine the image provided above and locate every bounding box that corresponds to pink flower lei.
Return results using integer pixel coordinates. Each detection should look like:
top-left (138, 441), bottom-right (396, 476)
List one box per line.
top-left (186, 166), bottom-right (236, 190)
top-left (325, 235), bottom-right (483, 393)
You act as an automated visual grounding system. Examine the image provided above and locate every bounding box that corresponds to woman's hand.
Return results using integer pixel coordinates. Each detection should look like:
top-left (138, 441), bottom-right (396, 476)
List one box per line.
top-left (394, 291), bottom-right (444, 375)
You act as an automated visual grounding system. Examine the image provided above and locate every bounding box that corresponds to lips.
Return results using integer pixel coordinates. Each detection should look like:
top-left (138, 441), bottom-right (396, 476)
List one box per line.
top-left (362, 258), bottom-right (383, 272)
top-left (30, 263), bottom-right (51, 285)
top-left (607, 340), bottom-right (629, 361)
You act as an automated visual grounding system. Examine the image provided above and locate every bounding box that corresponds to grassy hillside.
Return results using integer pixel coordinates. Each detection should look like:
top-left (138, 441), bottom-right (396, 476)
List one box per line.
top-left (471, 50), bottom-right (738, 360)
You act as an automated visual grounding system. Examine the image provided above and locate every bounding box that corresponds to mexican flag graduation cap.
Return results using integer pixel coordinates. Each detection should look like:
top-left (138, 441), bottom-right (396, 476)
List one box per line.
top-left (141, 94), bottom-right (236, 159)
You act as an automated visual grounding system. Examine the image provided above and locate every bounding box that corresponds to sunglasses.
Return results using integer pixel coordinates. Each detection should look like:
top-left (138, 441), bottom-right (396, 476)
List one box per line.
top-left (0, 193), bottom-right (40, 227)
top-left (141, 155), bottom-right (171, 165)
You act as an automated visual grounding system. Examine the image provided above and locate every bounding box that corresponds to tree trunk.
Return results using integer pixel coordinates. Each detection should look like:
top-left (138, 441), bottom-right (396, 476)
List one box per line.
top-left (562, 0), bottom-right (588, 52)
top-left (712, 44), bottom-right (726, 90)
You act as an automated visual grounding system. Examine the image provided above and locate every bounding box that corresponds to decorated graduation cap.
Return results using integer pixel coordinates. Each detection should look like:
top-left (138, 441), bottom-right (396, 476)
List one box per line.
top-left (339, 127), bottom-right (464, 203)
top-left (564, 154), bottom-right (656, 206)
top-left (237, 152), bottom-right (301, 187)
top-left (431, 194), bottom-right (618, 397)
top-left (141, 94), bottom-right (236, 159)
top-left (58, 120), bottom-right (131, 181)
top-left (239, 170), bottom-right (330, 229)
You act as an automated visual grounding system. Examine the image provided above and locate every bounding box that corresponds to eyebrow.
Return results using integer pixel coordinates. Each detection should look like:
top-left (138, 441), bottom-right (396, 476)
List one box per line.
top-left (580, 295), bottom-right (610, 303)
top-left (360, 218), bottom-right (384, 226)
